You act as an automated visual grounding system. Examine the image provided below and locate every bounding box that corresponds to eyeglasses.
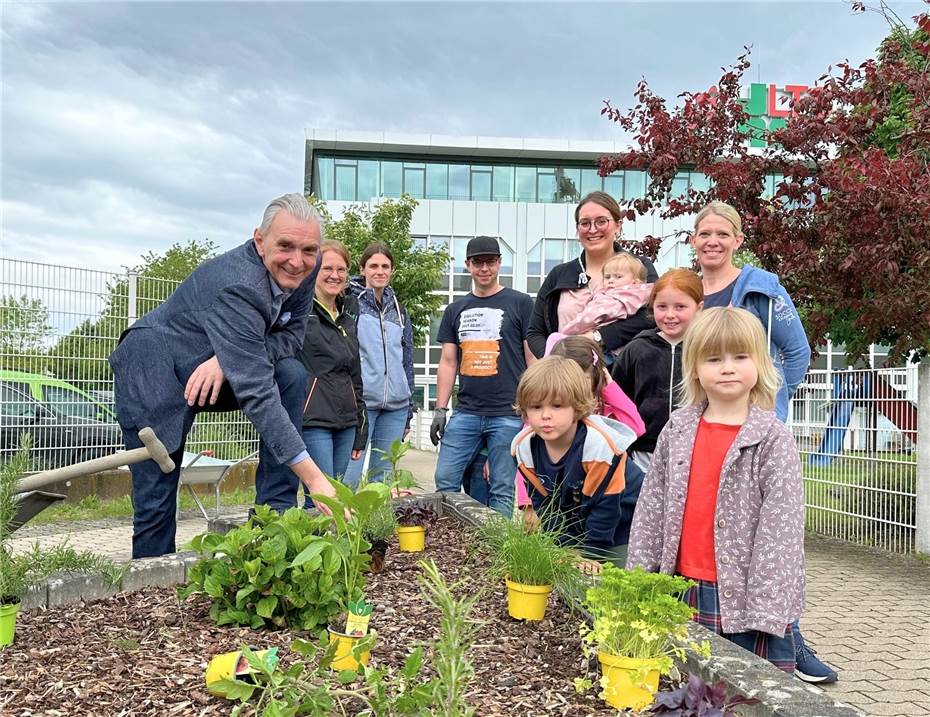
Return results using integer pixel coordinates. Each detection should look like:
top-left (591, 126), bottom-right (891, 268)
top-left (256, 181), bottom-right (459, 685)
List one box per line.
top-left (577, 217), bottom-right (612, 231)
top-left (467, 257), bottom-right (500, 268)
top-left (320, 266), bottom-right (347, 276)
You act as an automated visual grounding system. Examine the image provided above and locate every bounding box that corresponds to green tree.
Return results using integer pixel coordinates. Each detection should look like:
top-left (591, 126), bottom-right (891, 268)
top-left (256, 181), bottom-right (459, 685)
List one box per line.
top-left (47, 239), bottom-right (218, 383)
top-left (312, 195), bottom-right (450, 343)
top-left (0, 295), bottom-right (53, 373)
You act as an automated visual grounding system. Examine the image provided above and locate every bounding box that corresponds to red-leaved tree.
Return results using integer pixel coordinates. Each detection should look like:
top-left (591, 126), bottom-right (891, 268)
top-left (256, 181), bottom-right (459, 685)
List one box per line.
top-left (599, 2), bottom-right (930, 363)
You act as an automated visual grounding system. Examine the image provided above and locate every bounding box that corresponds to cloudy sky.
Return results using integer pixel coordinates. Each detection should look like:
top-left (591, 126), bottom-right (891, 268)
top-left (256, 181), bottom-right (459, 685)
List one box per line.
top-left (1, 1), bottom-right (923, 273)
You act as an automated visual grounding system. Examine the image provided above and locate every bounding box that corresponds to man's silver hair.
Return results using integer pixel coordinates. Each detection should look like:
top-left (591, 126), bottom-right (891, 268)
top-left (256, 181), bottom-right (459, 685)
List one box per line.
top-left (259, 193), bottom-right (326, 237)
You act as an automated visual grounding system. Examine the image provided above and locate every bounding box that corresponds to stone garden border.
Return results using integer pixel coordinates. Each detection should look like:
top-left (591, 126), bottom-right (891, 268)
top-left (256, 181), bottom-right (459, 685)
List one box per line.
top-left (18, 491), bottom-right (861, 717)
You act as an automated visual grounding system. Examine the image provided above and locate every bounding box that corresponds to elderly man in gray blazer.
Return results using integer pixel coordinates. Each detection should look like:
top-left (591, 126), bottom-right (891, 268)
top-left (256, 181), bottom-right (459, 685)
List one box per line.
top-left (109, 193), bottom-right (337, 558)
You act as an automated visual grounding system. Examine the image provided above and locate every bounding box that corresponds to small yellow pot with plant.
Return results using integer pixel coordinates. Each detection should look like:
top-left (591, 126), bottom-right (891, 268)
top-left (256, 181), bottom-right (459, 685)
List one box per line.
top-left (478, 516), bottom-right (585, 622)
top-left (577, 565), bottom-right (710, 711)
top-left (393, 501), bottom-right (436, 553)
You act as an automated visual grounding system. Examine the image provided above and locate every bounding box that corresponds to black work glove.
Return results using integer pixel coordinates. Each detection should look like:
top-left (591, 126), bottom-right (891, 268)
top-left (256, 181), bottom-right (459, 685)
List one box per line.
top-left (430, 408), bottom-right (448, 446)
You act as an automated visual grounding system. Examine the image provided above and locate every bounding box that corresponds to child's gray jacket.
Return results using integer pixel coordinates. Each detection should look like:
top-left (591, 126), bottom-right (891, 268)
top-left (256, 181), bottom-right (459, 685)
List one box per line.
top-left (627, 403), bottom-right (805, 636)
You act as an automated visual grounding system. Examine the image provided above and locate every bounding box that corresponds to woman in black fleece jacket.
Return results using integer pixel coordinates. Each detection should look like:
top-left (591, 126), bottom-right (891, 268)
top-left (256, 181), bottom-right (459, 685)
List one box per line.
top-left (526, 191), bottom-right (657, 358)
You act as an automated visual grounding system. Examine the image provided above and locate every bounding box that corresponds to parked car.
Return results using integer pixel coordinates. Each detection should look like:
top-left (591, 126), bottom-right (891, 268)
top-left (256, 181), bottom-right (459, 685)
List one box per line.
top-left (0, 370), bottom-right (117, 424)
top-left (0, 380), bottom-right (122, 469)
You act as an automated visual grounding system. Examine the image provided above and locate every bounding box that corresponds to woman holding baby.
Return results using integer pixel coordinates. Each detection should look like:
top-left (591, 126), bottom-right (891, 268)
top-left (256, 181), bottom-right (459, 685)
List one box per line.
top-left (526, 191), bottom-right (658, 358)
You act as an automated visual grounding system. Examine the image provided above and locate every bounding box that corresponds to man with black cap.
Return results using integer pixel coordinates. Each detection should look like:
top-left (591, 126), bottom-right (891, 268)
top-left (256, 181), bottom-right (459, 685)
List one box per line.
top-left (430, 236), bottom-right (534, 518)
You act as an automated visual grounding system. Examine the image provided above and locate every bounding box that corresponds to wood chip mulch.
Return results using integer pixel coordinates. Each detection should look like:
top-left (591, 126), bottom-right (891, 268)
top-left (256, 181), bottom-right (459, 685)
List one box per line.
top-left (0, 517), bottom-right (618, 716)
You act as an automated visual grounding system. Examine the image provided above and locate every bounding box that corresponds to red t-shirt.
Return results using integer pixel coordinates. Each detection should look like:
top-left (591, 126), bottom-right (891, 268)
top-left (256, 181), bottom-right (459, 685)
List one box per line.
top-left (676, 418), bottom-right (741, 582)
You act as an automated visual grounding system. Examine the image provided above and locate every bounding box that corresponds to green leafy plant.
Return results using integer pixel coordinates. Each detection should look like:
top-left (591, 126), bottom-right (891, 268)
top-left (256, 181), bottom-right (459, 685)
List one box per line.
top-left (180, 480), bottom-right (393, 631)
top-left (213, 559), bottom-right (482, 716)
top-left (364, 503), bottom-right (397, 545)
top-left (477, 516), bottom-right (584, 593)
top-left (580, 565), bottom-right (710, 675)
top-left (179, 505), bottom-right (346, 630)
top-left (371, 439), bottom-right (420, 493)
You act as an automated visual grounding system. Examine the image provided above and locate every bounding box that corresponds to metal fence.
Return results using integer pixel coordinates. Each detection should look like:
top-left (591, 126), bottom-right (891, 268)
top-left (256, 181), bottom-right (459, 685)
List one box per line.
top-left (0, 258), bottom-right (257, 469)
top-left (790, 366), bottom-right (920, 553)
top-left (2, 257), bottom-right (927, 553)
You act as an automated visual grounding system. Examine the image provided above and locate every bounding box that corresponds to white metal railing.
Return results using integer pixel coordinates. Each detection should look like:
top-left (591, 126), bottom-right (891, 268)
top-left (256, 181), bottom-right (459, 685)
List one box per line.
top-left (788, 366), bottom-right (920, 553)
top-left (1, 258), bottom-right (257, 468)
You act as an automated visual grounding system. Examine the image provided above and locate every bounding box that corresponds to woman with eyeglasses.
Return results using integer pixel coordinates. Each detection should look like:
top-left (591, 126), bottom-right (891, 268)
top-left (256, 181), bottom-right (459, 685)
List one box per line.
top-left (527, 191), bottom-right (659, 358)
top-left (343, 243), bottom-right (415, 489)
top-left (297, 239), bottom-right (367, 483)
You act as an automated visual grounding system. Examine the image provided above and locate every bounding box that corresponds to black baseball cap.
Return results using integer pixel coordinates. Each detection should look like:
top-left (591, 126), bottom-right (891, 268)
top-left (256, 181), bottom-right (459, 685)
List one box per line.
top-left (465, 236), bottom-right (501, 259)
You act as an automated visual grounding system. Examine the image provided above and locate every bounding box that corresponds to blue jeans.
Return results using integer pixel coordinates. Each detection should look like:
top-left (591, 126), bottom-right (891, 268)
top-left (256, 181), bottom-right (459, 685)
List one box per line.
top-left (343, 406), bottom-right (408, 489)
top-left (434, 411), bottom-right (522, 518)
top-left (127, 357), bottom-right (307, 558)
top-left (302, 426), bottom-right (355, 481)
top-left (462, 450), bottom-right (490, 506)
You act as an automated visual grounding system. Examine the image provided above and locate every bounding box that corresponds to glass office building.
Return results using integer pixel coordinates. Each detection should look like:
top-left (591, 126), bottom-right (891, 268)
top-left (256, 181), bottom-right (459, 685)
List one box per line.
top-left (303, 130), bottom-right (858, 410)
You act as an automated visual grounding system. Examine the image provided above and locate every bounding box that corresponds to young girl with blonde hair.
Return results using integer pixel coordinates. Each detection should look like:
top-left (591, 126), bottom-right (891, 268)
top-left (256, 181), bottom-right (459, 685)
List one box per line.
top-left (626, 307), bottom-right (804, 672)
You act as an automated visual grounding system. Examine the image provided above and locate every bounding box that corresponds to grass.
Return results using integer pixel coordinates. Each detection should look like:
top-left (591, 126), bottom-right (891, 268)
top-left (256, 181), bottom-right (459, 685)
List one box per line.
top-left (26, 486), bottom-right (257, 526)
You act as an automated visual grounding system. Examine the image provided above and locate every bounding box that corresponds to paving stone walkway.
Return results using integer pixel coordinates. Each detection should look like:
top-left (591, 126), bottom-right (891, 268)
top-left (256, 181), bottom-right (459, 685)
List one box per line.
top-left (10, 448), bottom-right (930, 717)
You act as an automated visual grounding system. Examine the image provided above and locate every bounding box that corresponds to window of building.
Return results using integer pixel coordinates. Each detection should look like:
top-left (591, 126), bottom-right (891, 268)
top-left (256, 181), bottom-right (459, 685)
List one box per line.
top-left (581, 168), bottom-right (602, 197)
top-left (358, 160), bottom-right (379, 201)
top-left (315, 157), bottom-right (334, 200)
top-left (515, 166), bottom-right (536, 202)
top-left (492, 166), bottom-right (514, 202)
top-left (381, 161), bottom-right (402, 198)
top-left (603, 174), bottom-right (624, 200)
top-left (557, 168), bottom-right (581, 203)
top-left (624, 170), bottom-right (646, 200)
top-left (335, 160), bottom-right (357, 201)
top-left (403, 163), bottom-right (426, 199)
top-left (449, 164), bottom-right (470, 200)
top-left (537, 169), bottom-right (557, 204)
top-left (471, 166), bottom-right (492, 201)
top-left (426, 163), bottom-right (448, 199)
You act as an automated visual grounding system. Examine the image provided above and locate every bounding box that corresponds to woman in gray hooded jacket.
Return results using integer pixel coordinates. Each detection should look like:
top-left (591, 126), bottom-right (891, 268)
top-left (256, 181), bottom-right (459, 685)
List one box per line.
top-left (343, 243), bottom-right (415, 488)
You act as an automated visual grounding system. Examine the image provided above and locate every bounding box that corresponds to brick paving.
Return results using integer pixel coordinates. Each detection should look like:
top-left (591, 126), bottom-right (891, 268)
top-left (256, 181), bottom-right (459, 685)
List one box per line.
top-left (10, 448), bottom-right (930, 717)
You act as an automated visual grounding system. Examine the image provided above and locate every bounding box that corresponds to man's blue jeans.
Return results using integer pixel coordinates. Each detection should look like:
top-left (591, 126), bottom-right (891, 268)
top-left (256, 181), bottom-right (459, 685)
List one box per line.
top-left (434, 411), bottom-right (522, 518)
top-left (343, 406), bottom-right (408, 489)
top-left (126, 357), bottom-right (306, 559)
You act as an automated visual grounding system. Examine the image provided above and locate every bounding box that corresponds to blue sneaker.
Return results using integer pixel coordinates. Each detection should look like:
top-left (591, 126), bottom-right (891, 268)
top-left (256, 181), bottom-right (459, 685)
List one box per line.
top-left (794, 641), bottom-right (838, 684)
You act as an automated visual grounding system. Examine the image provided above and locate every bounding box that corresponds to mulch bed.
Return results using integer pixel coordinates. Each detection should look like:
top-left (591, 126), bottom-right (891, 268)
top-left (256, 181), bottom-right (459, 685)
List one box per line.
top-left (0, 517), bottom-right (618, 716)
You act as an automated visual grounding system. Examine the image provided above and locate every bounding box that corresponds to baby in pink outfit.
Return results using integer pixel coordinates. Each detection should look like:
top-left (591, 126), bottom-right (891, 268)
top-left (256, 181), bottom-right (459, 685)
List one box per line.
top-left (560, 253), bottom-right (653, 336)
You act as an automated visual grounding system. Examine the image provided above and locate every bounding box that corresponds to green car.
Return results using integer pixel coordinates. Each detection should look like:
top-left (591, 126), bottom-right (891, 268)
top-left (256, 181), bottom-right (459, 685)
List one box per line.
top-left (0, 370), bottom-right (117, 424)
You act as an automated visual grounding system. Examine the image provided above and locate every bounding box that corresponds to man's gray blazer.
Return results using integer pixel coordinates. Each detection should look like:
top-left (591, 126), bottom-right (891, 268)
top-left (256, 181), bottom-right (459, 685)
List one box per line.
top-left (109, 239), bottom-right (313, 464)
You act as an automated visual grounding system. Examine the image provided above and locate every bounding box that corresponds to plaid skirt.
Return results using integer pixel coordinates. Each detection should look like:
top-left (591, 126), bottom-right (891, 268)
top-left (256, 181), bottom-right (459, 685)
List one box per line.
top-left (684, 580), bottom-right (795, 673)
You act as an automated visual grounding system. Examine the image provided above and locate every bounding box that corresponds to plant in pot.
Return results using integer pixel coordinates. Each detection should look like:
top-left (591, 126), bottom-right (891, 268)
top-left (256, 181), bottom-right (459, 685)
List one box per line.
top-left (578, 565), bottom-right (710, 712)
top-left (393, 500), bottom-right (437, 553)
top-left (0, 443), bottom-right (122, 648)
top-left (313, 478), bottom-right (393, 671)
top-left (362, 501), bottom-right (396, 573)
top-left (477, 516), bottom-right (585, 622)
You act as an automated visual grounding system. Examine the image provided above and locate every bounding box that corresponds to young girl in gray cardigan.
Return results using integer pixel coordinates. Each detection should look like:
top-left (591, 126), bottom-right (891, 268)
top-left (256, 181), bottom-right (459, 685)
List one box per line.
top-left (626, 307), bottom-right (805, 672)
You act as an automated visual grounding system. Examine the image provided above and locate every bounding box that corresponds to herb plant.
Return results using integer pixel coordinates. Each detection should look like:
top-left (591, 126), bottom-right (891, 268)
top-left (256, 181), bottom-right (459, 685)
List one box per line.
top-left (648, 673), bottom-right (760, 716)
top-left (213, 559), bottom-right (482, 717)
top-left (371, 439), bottom-right (420, 493)
top-left (477, 516), bottom-right (584, 594)
top-left (581, 565), bottom-right (710, 674)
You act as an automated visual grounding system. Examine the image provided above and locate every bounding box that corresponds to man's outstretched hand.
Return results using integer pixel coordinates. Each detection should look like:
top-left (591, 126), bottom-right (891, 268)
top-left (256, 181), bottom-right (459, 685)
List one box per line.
top-left (185, 356), bottom-right (225, 407)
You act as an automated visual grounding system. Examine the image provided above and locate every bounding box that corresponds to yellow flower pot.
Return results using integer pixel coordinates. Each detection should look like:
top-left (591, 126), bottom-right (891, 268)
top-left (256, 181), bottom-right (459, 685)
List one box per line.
top-left (597, 652), bottom-right (661, 711)
top-left (0, 602), bottom-right (21, 649)
top-left (505, 578), bottom-right (552, 621)
top-left (328, 627), bottom-right (371, 672)
top-left (396, 525), bottom-right (426, 552)
top-left (205, 649), bottom-right (275, 695)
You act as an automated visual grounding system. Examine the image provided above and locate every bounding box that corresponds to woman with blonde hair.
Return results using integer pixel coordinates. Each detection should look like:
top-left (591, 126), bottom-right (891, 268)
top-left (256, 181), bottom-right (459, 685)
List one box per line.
top-left (691, 201), bottom-right (810, 423)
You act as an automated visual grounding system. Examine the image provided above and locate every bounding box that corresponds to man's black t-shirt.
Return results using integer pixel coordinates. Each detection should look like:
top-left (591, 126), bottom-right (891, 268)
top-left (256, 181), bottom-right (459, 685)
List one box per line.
top-left (437, 287), bottom-right (534, 416)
